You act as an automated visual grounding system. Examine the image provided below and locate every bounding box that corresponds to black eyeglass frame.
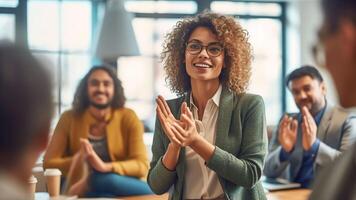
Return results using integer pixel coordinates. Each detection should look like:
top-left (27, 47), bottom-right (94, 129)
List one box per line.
top-left (312, 22), bottom-right (335, 68)
top-left (185, 41), bottom-right (224, 57)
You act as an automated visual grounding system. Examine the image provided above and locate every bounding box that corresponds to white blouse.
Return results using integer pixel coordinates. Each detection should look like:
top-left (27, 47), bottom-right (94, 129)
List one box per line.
top-left (183, 85), bottom-right (224, 199)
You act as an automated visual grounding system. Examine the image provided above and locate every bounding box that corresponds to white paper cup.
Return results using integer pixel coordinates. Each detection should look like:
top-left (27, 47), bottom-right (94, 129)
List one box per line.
top-left (28, 175), bottom-right (37, 199)
top-left (44, 168), bottom-right (62, 197)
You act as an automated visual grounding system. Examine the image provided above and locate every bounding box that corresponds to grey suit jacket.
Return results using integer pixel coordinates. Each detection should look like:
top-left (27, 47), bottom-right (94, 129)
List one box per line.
top-left (264, 102), bottom-right (356, 181)
top-left (148, 87), bottom-right (268, 200)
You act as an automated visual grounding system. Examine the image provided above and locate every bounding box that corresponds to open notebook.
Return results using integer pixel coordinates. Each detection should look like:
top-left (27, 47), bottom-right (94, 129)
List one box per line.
top-left (262, 176), bottom-right (301, 191)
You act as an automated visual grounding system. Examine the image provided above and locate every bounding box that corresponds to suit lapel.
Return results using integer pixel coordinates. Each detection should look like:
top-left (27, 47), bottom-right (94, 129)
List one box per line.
top-left (290, 127), bottom-right (304, 179)
top-left (290, 103), bottom-right (333, 179)
top-left (176, 94), bottom-right (188, 196)
top-left (215, 87), bottom-right (234, 149)
top-left (317, 102), bottom-right (333, 141)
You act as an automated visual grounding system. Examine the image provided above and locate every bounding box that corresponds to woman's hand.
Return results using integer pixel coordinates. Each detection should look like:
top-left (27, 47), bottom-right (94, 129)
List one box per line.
top-left (156, 95), bottom-right (186, 170)
top-left (156, 96), bottom-right (214, 162)
top-left (156, 96), bottom-right (199, 147)
top-left (171, 102), bottom-right (200, 147)
top-left (171, 102), bottom-right (214, 161)
top-left (156, 95), bottom-right (183, 148)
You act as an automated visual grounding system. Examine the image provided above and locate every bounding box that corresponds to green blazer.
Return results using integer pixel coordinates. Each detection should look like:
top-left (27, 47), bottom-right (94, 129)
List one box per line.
top-left (148, 87), bottom-right (268, 200)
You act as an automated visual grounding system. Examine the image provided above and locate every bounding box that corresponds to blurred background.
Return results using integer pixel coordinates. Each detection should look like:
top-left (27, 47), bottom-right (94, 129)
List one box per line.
top-left (0, 0), bottom-right (336, 134)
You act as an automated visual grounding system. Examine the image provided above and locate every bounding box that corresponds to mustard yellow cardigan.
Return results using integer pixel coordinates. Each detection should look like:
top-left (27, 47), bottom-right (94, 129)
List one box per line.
top-left (43, 108), bottom-right (149, 181)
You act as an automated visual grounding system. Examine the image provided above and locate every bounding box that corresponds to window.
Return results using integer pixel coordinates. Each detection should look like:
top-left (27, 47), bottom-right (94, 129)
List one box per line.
top-left (240, 19), bottom-right (283, 124)
top-left (27, 0), bottom-right (98, 117)
top-left (0, 14), bottom-right (15, 41)
top-left (211, 1), bottom-right (281, 16)
top-left (125, 0), bottom-right (197, 14)
top-left (0, 0), bottom-right (18, 8)
top-left (118, 17), bottom-right (181, 131)
top-left (0, 0), bottom-right (17, 42)
top-left (211, 1), bottom-right (285, 125)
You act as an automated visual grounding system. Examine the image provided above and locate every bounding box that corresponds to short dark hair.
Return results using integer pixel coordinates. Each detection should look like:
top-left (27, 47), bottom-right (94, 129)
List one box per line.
top-left (72, 65), bottom-right (126, 114)
top-left (0, 40), bottom-right (53, 163)
top-left (286, 65), bottom-right (324, 87)
top-left (321, 0), bottom-right (356, 32)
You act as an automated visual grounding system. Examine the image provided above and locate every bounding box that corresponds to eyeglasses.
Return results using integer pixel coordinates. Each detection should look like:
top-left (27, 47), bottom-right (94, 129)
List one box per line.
top-left (312, 42), bottom-right (326, 68)
top-left (312, 24), bottom-right (331, 68)
top-left (186, 42), bottom-right (224, 57)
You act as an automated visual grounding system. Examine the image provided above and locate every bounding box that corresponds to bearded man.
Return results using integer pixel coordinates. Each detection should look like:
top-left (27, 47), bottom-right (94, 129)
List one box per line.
top-left (44, 66), bottom-right (152, 197)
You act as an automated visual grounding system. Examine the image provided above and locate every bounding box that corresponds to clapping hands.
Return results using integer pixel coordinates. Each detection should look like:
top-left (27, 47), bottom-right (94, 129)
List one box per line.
top-left (156, 95), bottom-right (199, 147)
top-left (278, 115), bottom-right (298, 153)
top-left (79, 138), bottom-right (112, 172)
top-left (278, 106), bottom-right (318, 152)
top-left (301, 106), bottom-right (317, 151)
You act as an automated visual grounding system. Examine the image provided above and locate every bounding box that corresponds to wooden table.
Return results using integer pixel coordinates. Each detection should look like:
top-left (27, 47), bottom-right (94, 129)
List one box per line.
top-left (36, 189), bottom-right (310, 200)
top-left (121, 193), bottom-right (169, 200)
top-left (266, 189), bottom-right (311, 200)
top-left (121, 189), bottom-right (311, 200)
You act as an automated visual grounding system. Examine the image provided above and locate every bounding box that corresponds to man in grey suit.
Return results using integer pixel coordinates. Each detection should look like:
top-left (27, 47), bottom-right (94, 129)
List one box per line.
top-left (264, 65), bottom-right (356, 188)
top-left (309, 0), bottom-right (356, 199)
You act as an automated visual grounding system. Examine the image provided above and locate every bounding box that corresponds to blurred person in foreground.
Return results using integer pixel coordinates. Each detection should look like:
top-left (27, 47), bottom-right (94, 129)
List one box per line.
top-left (44, 66), bottom-right (152, 197)
top-left (148, 12), bottom-right (267, 200)
top-left (264, 66), bottom-right (356, 188)
top-left (309, 0), bottom-right (356, 199)
top-left (0, 40), bottom-right (53, 199)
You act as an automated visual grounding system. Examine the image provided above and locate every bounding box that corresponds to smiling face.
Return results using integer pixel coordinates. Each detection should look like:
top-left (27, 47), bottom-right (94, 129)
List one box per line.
top-left (87, 69), bottom-right (114, 109)
top-left (289, 76), bottom-right (326, 115)
top-left (184, 26), bottom-right (225, 85)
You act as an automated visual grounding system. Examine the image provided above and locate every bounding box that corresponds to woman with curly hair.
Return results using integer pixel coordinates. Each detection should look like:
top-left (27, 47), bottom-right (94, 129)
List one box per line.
top-left (148, 12), bottom-right (267, 200)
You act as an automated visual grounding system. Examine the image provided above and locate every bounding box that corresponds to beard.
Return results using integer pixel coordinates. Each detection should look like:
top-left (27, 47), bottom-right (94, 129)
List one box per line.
top-left (297, 101), bottom-right (323, 116)
top-left (297, 103), bottom-right (312, 111)
top-left (89, 91), bottom-right (113, 110)
top-left (90, 101), bottom-right (112, 110)
top-left (297, 99), bottom-right (312, 109)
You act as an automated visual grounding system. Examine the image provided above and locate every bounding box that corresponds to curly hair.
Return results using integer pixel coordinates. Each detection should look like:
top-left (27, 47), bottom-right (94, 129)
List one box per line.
top-left (161, 11), bottom-right (252, 95)
top-left (72, 65), bottom-right (126, 114)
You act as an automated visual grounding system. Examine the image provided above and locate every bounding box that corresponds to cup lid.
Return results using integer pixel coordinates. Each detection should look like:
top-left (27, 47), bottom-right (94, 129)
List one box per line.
top-left (44, 168), bottom-right (62, 176)
top-left (32, 166), bottom-right (43, 173)
top-left (28, 175), bottom-right (37, 183)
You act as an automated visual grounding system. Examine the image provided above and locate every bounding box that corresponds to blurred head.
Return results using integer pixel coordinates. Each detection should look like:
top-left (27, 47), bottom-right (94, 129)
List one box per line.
top-left (72, 65), bottom-right (125, 114)
top-left (0, 40), bottom-right (53, 171)
top-left (161, 11), bottom-right (252, 95)
top-left (286, 66), bottom-right (326, 115)
top-left (319, 0), bottom-right (356, 107)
